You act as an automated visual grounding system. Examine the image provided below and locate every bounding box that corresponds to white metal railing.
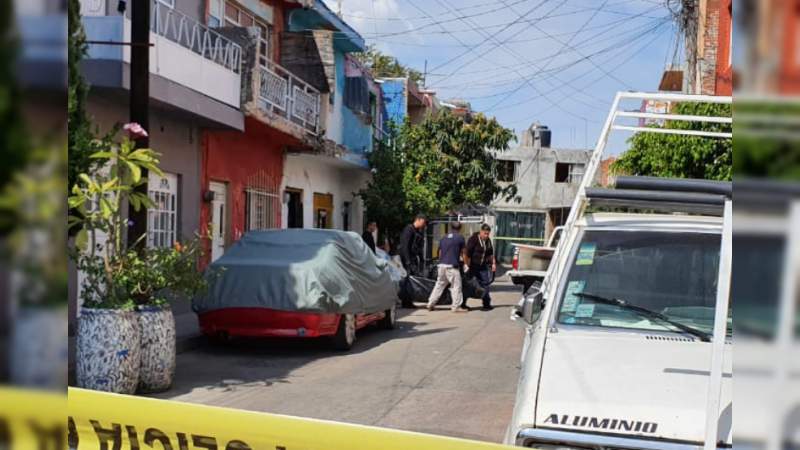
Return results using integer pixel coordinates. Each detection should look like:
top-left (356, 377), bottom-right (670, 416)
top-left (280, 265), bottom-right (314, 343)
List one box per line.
top-left (148, 0), bottom-right (242, 73)
top-left (258, 60), bottom-right (320, 134)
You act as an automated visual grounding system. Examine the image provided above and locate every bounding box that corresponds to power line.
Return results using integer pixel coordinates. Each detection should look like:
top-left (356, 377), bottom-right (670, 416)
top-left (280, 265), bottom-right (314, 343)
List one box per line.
top-left (355, 1), bottom-right (666, 37)
top-left (480, 0), bottom-right (614, 112)
top-left (488, 22), bottom-right (667, 115)
top-left (457, 18), bottom-right (669, 100)
top-left (431, 0), bottom-right (599, 122)
top-left (429, 12), bottom-right (668, 90)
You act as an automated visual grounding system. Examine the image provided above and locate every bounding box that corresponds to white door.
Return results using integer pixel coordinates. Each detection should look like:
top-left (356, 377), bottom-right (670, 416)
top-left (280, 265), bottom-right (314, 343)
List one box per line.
top-left (209, 181), bottom-right (227, 262)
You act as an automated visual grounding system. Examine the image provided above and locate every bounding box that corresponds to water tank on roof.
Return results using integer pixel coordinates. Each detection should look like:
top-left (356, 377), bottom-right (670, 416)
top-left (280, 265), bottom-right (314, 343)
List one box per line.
top-left (524, 122), bottom-right (551, 148)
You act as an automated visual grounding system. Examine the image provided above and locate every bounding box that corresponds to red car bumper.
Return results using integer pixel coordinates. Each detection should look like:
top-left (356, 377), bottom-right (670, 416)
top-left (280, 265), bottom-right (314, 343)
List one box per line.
top-left (199, 308), bottom-right (341, 338)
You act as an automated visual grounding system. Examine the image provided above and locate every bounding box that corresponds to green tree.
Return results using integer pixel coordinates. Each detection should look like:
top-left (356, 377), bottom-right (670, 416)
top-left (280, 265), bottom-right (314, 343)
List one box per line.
top-left (353, 45), bottom-right (423, 85)
top-left (360, 111), bottom-right (516, 241)
top-left (733, 102), bottom-right (800, 180)
top-left (613, 102), bottom-right (732, 181)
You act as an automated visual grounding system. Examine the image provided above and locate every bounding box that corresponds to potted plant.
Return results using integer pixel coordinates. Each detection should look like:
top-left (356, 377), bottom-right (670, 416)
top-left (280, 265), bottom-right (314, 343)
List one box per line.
top-left (69, 123), bottom-right (162, 394)
top-left (117, 237), bottom-right (208, 393)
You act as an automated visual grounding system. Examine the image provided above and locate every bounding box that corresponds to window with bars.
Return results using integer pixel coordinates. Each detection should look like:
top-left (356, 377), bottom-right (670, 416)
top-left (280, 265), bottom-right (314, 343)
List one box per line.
top-left (147, 172), bottom-right (179, 248)
top-left (245, 188), bottom-right (280, 231)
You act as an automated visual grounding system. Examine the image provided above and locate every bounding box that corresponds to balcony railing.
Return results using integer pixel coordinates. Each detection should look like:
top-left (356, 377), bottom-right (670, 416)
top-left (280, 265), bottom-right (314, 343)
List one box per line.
top-left (149, 0), bottom-right (242, 74)
top-left (259, 60), bottom-right (321, 135)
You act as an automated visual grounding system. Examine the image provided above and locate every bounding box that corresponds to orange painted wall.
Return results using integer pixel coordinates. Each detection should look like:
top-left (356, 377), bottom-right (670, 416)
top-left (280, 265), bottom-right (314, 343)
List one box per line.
top-left (715, 0), bottom-right (733, 95)
top-left (781, 0), bottom-right (800, 93)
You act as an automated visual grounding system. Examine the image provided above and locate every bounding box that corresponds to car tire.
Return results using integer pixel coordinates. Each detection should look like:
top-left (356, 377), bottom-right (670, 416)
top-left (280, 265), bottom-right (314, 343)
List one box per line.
top-left (378, 305), bottom-right (397, 330)
top-left (331, 314), bottom-right (356, 351)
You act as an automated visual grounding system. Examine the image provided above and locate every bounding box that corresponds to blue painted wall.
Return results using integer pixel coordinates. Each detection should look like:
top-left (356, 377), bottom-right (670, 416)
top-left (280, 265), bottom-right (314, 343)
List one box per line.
top-left (380, 79), bottom-right (407, 128)
top-left (336, 51), bottom-right (373, 154)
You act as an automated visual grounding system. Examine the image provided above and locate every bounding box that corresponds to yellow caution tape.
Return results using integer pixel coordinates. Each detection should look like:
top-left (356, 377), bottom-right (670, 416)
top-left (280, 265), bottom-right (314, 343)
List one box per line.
top-left (0, 387), bottom-right (67, 450)
top-left (48, 387), bottom-right (518, 450)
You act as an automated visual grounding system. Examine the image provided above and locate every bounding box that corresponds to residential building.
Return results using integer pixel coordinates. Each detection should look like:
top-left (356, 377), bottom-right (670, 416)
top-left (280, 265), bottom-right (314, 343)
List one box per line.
top-left (76, 0), bottom-right (248, 347)
top-left (200, 0), bottom-right (317, 262)
top-left (597, 157), bottom-right (617, 188)
top-left (440, 98), bottom-right (474, 120)
top-left (674, 0), bottom-right (732, 95)
top-left (491, 123), bottom-right (591, 263)
top-left (739, 0), bottom-right (800, 94)
top-left (697, 0), bottom-right (733, 95)
top-left (379, 77), bottom-right (438, 127)
top-left (79, 0), bottom-right (245, 253)
top-left (278, 0), bottom-right (379, 233)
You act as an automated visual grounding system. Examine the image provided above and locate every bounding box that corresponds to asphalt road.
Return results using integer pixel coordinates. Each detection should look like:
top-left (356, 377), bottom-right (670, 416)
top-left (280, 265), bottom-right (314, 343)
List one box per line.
top-left (150, 280), bottom-right (525, 443)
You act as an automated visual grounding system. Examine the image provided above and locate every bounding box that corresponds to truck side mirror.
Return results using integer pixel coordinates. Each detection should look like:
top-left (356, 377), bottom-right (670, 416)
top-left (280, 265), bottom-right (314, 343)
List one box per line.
top-left (514, 287), bottom-right (545, 325)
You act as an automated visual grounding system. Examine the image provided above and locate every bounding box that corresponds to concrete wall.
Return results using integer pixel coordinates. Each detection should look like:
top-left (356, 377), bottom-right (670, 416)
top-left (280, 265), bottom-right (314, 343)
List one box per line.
top-left (86, 95), bottom-right (203, 240)
top-left (492, 146), bottom-right (591, 211)
top-left (281, 154), bottom-right (370, 233)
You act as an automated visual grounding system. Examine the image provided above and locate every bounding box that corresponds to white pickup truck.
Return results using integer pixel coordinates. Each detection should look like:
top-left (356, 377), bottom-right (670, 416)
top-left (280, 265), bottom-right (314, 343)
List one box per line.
top-left (505, 92), bottom-right (733, 450)
top-left (507, 226), bottom-right (563, 292)
top-left (506, 211), bottom-right (732, 449)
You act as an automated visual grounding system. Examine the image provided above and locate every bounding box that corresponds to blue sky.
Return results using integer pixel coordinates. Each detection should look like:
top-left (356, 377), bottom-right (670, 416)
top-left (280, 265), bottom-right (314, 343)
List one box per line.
top-left (323, 0), bottom-right (680, 153)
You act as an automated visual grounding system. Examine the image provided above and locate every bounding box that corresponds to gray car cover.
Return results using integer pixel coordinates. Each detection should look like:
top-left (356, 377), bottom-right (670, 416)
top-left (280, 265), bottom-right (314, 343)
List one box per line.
top-left (193, 229), bottom-right (399, 315)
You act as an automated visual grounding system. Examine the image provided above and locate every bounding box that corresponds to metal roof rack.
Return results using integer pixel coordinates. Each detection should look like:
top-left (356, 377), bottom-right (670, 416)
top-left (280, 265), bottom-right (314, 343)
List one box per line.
top-left (538, 92), bottom-right (732, 450)
top-left (584, 176), bottom-right (733, 215)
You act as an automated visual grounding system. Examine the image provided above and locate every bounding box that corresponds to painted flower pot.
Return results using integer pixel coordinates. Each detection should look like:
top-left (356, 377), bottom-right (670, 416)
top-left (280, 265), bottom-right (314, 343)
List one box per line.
top-left (137, 305), bottom-right (176, 393)
top-left (76, 308), bottom-right (141, 394)
top-left (11, 307), bottom-right (68, 389)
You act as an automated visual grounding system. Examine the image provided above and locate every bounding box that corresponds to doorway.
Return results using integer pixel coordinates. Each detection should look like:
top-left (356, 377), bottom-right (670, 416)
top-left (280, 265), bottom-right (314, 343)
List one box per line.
top-left (286, 188), bottom-right (303, 229)
top-left (313, 193), bottom-right (334, 229)
top-left (209, 181), bottom-right (227, 262)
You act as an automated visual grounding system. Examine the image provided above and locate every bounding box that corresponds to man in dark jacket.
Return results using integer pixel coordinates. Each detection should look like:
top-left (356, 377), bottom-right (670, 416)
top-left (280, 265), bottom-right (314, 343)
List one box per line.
top-left (362, 221), bottom-right (377, 254)
top-left (465, 224), bottom-right (496, 310)
top-left (398, 214), bottom-right (427, 276)
top-left (397, 214), bottom-right (427, 308)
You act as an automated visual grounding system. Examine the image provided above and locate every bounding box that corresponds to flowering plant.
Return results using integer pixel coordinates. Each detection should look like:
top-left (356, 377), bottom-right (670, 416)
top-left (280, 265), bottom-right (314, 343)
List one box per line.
top-left (69, 124), bottom-right (210, 309)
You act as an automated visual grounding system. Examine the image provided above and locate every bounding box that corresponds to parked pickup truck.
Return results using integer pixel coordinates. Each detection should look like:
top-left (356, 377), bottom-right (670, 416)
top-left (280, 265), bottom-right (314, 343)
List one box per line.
top-left (507, 226), bottom-right (563, 291)
top-left (506, 210), bottom-right (732, 449)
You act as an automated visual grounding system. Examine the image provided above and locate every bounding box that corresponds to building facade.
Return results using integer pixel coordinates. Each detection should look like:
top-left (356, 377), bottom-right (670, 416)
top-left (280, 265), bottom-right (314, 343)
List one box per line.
top-left (379, 77), bottom-right (438, 128)
top-left (697, 0), bottom-right (733, 95)
top-left (491, 123), bottom-right (591, 263)
top-left (79, 0), bottom-right (245, 252)
top-left (278, 0), bottom-right (378, 234)
top-left (199, 0), bottom-right (320, 262)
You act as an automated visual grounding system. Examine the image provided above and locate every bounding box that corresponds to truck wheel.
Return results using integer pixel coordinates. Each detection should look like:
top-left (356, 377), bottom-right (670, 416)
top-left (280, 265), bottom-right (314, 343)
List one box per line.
top-left (331, 314), bottom-right (356, 351)
top-left (378, 306), bottom-right (397, 330)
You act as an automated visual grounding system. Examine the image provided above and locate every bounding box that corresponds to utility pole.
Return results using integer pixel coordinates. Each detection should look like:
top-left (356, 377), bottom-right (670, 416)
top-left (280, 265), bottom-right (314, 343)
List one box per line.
top-left (423, 59), bottom-right (427, 88)
top-left (128, 0), bottom-right (150, 247)
top-left (682, 0), bottom-right (699, 94)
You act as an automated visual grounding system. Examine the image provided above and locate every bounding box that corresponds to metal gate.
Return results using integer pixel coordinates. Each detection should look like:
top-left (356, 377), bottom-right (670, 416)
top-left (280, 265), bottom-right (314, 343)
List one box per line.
top-left (494, 211), bottom-right (546, 264)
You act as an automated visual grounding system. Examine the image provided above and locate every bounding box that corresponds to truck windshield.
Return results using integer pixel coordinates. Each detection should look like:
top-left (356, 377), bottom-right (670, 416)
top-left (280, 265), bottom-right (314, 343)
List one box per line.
top-left (557, 230), bottom-right (724, 336)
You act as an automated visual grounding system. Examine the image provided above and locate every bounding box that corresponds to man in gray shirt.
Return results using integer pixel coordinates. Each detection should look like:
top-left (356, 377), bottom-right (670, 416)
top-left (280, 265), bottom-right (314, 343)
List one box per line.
top-left (427, 222), bottom-right (467, 312)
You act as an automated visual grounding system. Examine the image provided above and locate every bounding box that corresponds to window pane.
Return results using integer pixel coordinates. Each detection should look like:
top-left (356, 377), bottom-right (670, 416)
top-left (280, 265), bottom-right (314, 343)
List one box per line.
top-left (225, 3), bottom-right (238, 23)
top-left (240, 14), bottom-right (253, 27)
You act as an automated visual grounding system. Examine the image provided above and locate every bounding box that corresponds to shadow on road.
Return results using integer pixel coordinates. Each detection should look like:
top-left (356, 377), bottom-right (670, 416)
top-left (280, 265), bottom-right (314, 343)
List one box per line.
top-left (151, 311), bottom-right (455, 400)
